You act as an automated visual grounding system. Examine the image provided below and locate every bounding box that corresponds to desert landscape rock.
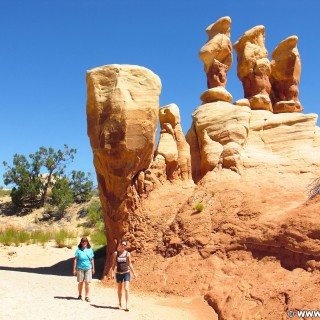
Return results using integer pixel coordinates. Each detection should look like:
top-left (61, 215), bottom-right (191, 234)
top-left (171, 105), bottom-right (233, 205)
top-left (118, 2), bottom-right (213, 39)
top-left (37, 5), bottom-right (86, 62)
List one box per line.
top-left (86, 18), bottom-right (320, 319)
top-left (199, 16), bottom-right (233, 103)
top-left (155, 103), bottom-right (192, 182)
top-left (270, 35), bottom-right (303, 113)
top-left (233, 25), bottom-right (272, 111)
top-left (86, 64), bottom-right (161, 274)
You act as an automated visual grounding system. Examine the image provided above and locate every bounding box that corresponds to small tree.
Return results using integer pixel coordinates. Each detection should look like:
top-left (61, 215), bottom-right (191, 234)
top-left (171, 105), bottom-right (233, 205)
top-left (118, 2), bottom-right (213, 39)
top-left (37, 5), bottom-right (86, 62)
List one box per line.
top-left (3, 154), bottom-right (42, 206)
top-left (32, 145), bottom-right (77, 206)
top-left (70, 170), bottom-right (94, 203)
top-left (3, 145), bottom-right (76, 208)
top-left (51, 176), bottom-right (74, 216)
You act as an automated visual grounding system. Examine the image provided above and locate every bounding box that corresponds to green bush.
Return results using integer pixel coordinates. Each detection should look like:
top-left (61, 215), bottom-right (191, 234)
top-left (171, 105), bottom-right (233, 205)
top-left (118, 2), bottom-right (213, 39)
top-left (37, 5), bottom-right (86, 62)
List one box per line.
top-left (70, 170), bottom-right (94, 203)
top-left (0, 227), bottom-right (30, 246)
top-left (30, 230), bottom-right (52, 245)
top-left (90, 229), bottom-right (107, 248)
top-left (86, 199), bottom-right (104, 229)
top-left (82, 228), bottom-right (91, 237)
top-left (194, 202), bottom-right (204, 212)
top-left (51, 177), bottom-right (74, 214)
top-left (54, 229), bottom-right (77, 248)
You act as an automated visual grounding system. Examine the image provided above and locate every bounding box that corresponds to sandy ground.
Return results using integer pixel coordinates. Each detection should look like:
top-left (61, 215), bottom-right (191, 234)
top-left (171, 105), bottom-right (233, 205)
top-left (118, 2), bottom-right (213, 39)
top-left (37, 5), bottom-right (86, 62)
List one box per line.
top-left (0, 242), bottom-right (216, 320)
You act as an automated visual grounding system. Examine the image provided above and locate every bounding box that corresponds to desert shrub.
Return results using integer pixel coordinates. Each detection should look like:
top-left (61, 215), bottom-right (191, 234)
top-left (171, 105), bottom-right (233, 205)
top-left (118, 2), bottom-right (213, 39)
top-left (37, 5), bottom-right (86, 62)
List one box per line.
top-left (90, 229), bottom-right (107, 248)
top-left (82, 228), bottom-right (91, 237)
top-left (194, 202), bottom-right (204, 212)
top-left (54, 229), bottom-right (77, 248)
top-left (86, 199), bottom-right (104, 230)
top-left (0, 227), bottom-right (30, 246)
top-left (30, 230), bottom-right (52, 245)
top-left (0, 187), bottom-right (11, 197)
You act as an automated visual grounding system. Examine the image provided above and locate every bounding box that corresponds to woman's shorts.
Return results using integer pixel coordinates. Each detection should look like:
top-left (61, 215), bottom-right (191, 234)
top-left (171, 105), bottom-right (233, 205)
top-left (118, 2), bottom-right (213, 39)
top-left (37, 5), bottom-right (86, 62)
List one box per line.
top-left (76, 268), bottom-right (92, 282)
top-left (116, 272), bottom-right (130, 283)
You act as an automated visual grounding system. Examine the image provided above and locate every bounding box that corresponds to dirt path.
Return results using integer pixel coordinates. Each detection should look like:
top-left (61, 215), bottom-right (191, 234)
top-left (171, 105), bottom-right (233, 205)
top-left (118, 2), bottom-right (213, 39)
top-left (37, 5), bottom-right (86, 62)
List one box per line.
top-left (0, 244), bottom-right (216, 320)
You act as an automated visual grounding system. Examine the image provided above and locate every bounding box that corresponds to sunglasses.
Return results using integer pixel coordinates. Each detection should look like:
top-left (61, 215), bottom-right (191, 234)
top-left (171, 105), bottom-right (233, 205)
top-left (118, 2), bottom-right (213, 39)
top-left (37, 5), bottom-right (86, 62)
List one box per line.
top-left (121, 243), bottom-right (126, 246)
top-left (81, 240), bottom-right (88, 243)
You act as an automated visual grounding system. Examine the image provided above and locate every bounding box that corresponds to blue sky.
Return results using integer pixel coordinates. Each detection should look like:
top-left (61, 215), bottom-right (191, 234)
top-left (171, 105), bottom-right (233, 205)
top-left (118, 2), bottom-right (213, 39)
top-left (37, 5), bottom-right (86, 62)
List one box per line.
top-left (1, 0), bottom-right (319, 187)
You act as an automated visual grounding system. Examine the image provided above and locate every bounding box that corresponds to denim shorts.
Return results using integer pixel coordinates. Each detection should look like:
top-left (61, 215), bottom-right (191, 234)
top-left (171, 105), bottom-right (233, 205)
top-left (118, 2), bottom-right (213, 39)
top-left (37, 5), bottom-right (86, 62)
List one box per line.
top-left (116, 272), bottom-right (130, 283)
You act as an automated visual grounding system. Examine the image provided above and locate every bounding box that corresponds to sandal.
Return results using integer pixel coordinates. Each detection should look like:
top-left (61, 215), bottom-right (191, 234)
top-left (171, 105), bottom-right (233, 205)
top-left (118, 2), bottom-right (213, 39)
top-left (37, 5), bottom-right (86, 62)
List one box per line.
top-left (125, 306), bottom-right (129, 312)
top-left (77, 295), bottom-right (82, 300)
top-left (85, 297), bottom-right (91, 302)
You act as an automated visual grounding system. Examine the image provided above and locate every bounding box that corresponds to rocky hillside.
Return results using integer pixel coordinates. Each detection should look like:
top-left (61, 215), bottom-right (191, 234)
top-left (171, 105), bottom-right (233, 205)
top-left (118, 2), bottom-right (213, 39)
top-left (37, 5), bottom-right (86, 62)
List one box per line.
top-left (85, 16), bottom-right (320, 319)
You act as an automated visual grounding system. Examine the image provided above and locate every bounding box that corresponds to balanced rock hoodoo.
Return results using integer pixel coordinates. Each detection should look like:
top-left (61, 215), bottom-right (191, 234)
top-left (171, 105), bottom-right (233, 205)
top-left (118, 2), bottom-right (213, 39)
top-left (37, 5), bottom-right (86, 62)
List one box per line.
top-left (86, 18), bottom-right (320, 319)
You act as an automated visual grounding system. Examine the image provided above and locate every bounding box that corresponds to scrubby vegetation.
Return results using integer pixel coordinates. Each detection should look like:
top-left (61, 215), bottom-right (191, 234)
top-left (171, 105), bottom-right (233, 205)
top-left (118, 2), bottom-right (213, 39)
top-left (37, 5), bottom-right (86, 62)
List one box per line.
top-left (54, 229), bottom-right (77, 248)
top-left (0, 227), bottom-right (77, 248)
top-left (0, 187), bottom-right (11, 197)
top-left (85, 199), bottom-right (104, 230)
top-left (194, 202), bottom-right (204, 212)
top-left (0, 146), bottom-right (107, 250)
top-left (2, 145), bottom-right (94, 219)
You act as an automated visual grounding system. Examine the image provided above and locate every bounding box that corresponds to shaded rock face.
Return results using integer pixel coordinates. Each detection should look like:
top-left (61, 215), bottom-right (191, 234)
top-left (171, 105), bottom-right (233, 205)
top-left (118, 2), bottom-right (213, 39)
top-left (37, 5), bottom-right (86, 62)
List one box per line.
top-left (86, 64), bottom-right (161, 271)
top-left (155, 103), bottom-right (192, 181)
top-left (270, 36), bottom-right (303, 113)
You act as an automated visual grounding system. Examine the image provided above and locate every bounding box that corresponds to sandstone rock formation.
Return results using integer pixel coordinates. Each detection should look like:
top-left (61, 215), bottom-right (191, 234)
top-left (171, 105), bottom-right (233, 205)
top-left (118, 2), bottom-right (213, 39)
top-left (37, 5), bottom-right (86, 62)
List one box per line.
top-left (270, 35), bottom-right (303, 113)
top-left (187, 100), bottom-right (320, 182)
top-left (86, 18), bottom-right (320, 320)
top-left (233, 26), bottom-right (272, 111)
top-left (199, 16), bottom-right (233, 103)
top-left (155, 103), bottom-right (192, 181)
top-left (86, 64), bottom-right (161, 273)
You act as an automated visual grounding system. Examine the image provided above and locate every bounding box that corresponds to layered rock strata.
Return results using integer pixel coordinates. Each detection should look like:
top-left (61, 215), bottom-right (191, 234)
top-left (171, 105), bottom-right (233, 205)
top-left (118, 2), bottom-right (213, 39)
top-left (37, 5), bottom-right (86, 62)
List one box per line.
top-left (187, 101), bottom-right (320, 182)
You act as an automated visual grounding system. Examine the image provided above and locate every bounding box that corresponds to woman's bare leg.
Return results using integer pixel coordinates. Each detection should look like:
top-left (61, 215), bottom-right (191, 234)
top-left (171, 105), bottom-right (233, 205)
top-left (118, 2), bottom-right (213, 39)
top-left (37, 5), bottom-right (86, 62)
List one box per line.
top-left (85, 282), bottom-right (90, 298)
top-left (78, 282), bottom-right (83, 297)
top-left (117, 282), bottom-right (123, 308)
top-left (124, 281), bottom-right (130, 310)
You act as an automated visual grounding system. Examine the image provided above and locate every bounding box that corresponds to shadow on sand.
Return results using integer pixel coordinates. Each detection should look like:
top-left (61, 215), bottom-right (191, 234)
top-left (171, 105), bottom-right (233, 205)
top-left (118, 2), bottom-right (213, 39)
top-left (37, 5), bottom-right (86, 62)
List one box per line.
top-left (0, 253), bottom-right (105, 279)
top-left (90, 304), bottom-right (119, 310)
top-left (54, 296), bottom-right (80, 301)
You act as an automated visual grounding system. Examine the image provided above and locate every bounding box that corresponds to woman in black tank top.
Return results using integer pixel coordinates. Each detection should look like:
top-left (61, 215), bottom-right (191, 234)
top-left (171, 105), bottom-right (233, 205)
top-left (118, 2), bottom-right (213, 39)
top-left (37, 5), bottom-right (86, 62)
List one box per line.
top-left (111, 240), bottom-right (137, 311)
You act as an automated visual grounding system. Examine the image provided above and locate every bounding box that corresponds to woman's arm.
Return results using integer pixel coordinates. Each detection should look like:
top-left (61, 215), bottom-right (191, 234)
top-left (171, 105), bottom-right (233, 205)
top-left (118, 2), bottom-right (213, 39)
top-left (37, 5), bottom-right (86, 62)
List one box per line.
top-left (73, 257), bottom-right (77, 276)
top-left (110, 252), bottom-right (117, 279)
top-left (128, 254), bottom-right (137, 279)
top-left (91, 258), bottom-right (95, 274)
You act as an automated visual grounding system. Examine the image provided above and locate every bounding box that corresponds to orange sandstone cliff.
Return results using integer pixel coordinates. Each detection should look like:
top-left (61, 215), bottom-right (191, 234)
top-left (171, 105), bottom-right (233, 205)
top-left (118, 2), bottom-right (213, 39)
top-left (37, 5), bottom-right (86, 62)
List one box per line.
top-left (86, 18), bottom-right (320, 319)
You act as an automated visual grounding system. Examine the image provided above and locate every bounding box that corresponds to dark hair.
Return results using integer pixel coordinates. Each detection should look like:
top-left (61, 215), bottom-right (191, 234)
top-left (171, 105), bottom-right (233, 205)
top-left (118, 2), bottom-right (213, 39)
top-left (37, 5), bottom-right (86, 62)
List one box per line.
top-left (78, 237), bottom-right (91, 249)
